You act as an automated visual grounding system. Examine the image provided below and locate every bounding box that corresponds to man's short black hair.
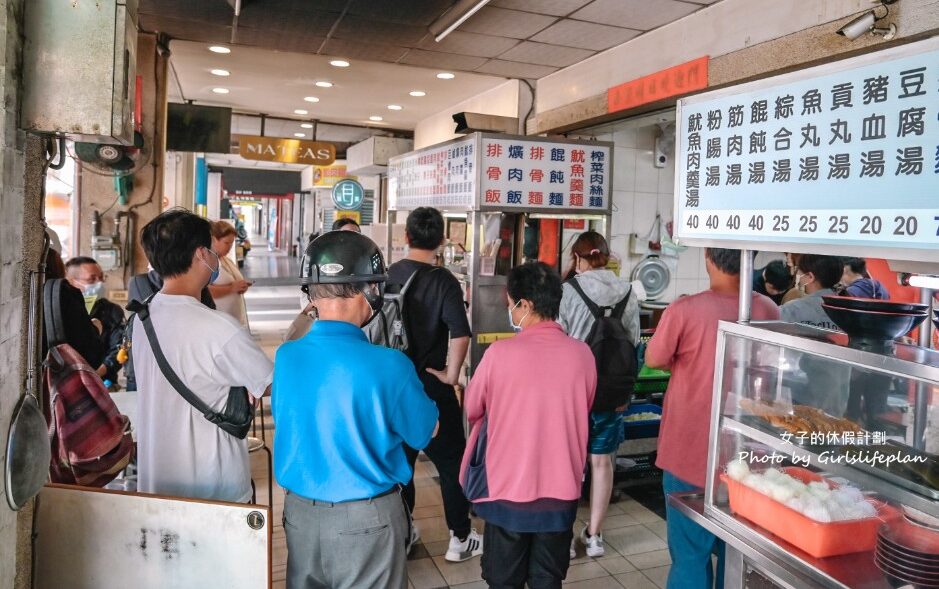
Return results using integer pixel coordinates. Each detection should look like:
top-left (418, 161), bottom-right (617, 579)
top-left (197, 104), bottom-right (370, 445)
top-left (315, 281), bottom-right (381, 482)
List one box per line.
top-left (762, 260), bottom-right (792, 292)
top-left (797, 254), bottom-right (843, 289)
top-left (705, 248), bottom-right (741, 275)
top-left (842, 257), bottom-right (867, 275)
top-left (507, 262), bottom-right (562, 320)
top-left (332, 218), bottom-right (360, 231)
top-left (65, 256), bottom-right (99, 270)
top-left (141, 209), bottom-right (212, 278)
top-left (405, 207), bottom-right (445, 250)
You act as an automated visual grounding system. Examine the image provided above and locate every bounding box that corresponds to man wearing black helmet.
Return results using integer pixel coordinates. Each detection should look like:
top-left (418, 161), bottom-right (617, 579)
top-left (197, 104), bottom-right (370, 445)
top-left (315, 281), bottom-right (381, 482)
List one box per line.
top-left (273, 231), bottom-right (439, 589)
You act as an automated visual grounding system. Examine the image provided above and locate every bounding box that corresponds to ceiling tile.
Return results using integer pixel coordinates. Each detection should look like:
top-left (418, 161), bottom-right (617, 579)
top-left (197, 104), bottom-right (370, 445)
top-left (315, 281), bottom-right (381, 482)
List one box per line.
top-left (397, 49), bottom-right (490, 71)
top-left (419, 30), bottom-right (521, 58)
top-left (321, 38), bottom-right (410, 63)
top-left (571, 0), bottom-right (700, 30)
top-left (139, 0), bottom-right (233, 22)
top-left (332, 16), bottom-right (429, 46)
top-left (531, 19), bottom-right (639, 50)
top-left (235, 28), bottom-right (327, 54)
top-left (474, 60), bottom-right (559, 79)
top-left (497, 41), bottom-right (594, 68)
top-left (140, 15), bottom-right (232, 44)
top-left (346, 0), bottom-right (455, 26)
top-left (460, 7), bottom-right (558, 39)
top-left (490, 0), bottom-right (593, 17)
top-left (238, 5), bottom-right (339, 38)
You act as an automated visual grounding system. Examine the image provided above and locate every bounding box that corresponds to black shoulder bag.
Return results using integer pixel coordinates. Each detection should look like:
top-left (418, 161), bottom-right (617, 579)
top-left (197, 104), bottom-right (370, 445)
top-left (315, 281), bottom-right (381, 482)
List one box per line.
top-left (127, 297), bottom-right (254, 439)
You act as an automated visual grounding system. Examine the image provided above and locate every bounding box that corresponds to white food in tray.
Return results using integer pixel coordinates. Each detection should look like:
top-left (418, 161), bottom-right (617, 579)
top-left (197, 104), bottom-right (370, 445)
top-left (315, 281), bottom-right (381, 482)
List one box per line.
top-left (725, 459), bottom-right (876, 523)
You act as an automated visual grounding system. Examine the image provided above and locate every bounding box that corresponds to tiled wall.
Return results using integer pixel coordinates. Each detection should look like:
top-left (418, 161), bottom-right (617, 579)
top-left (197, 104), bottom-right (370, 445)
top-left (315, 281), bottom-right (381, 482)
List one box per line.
top-left (576, 111), bottom-right (712, 303)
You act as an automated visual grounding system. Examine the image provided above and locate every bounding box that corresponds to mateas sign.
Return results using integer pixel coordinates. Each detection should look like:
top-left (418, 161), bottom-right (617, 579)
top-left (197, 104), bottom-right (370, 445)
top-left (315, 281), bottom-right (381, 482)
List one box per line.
top-left (238, 135), bottom-right (336, 165)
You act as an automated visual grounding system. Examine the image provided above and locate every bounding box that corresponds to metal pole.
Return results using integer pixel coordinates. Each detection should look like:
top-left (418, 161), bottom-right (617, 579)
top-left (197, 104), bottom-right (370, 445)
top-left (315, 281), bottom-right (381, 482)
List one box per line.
top-left (913, 287), bottom-right (934, 450)
top-left (738, 249), bottom-right (754, 322)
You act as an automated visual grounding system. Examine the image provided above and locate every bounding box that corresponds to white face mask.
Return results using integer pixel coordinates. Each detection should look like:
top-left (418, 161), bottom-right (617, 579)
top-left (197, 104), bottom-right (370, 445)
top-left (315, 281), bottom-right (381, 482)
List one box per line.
top-left (82, 281), bottom-right (105, 298)
top-left (508, 299), bottom-right (530, 332)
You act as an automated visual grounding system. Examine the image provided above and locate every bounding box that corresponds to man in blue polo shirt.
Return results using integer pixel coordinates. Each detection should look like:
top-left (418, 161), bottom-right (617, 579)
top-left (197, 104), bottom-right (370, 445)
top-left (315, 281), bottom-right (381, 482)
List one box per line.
top-left (273, 231), bottom-right (438, 589)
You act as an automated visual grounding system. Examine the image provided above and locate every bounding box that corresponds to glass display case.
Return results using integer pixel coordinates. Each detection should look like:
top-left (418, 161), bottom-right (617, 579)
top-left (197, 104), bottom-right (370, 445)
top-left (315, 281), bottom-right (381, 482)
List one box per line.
top-left (677, 320), bottom-right (939, 589)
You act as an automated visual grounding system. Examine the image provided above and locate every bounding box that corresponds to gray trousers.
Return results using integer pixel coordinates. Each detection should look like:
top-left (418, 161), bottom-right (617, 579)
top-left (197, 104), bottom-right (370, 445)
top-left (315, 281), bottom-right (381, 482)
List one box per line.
top-left (284, 489), bottom-right (408, 589)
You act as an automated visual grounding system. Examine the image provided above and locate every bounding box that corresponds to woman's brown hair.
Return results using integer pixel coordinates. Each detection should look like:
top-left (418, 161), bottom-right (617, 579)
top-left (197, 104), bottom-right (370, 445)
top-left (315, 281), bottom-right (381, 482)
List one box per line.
top-left (210, 220), bottom-right (238, 240)
top-left (570, 230), bottom-right (610, 270)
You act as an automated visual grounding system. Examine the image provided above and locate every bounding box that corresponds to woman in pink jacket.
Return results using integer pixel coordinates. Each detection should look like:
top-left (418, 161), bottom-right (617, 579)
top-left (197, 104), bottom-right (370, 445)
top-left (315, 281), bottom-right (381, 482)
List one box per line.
top-left (461, 262), bottom-right (597, 588)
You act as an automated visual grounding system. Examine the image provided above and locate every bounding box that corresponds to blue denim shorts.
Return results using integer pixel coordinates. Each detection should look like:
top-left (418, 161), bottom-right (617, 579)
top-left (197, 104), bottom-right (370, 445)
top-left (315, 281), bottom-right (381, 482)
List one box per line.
top-left (588, 410), bottom-right (625, 455)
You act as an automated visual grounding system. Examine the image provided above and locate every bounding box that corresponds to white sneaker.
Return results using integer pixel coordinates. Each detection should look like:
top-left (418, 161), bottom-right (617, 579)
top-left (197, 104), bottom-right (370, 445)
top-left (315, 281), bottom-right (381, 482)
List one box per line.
top-left (445, 529), bottom-right (483, 562)
top-left (580, 524), bottom-right (605, 558)
top-left (406, 522), bottom-right (420, 555)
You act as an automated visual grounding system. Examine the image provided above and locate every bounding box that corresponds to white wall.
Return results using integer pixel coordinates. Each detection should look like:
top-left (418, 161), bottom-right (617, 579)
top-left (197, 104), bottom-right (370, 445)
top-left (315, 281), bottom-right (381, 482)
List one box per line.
top-left (413, 80), bottom-right (520, 149)
top-left (536, 0), bottom-right (866, 114)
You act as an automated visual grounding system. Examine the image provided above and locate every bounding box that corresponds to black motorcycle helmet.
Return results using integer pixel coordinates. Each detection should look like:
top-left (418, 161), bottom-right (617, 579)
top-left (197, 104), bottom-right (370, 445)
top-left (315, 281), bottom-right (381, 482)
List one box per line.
top-left (299, 230), bottom-right (386, 311)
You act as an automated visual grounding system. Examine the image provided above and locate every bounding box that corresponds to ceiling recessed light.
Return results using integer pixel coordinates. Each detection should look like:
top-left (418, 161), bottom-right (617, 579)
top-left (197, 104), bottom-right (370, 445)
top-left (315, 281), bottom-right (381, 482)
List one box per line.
top-left (208, 46), bottom-right (231, 54)
top-left (436, 72), bottom-right (455, 80)
top-left (210, 69), bottom-right (230, 77)
top-left (387, 104), bottom-right (402, 111)
top-left (315, 81), bottom-right (333, 88)
top-left (293, 133), bottom-right (306, 138)
top-left (329, 60), bottom-right (350, 68)
top-left (409, 90), bottom-right (426, 97)
top-left (303, 96), bottom-right (320, 103)
top-left (300, 123), bottom-right (313, 129)
top-left (212, 87), bottom-right (229, 94)
top-left (369, 115), bottom-right (383, 122)
top-left (294, 109), bottom-right (308, 115)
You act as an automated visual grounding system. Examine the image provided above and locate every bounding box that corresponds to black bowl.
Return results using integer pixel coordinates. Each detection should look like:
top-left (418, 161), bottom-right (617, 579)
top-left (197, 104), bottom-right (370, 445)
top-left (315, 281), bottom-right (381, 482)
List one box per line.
top-left (822, 304), bottom-right (927, 345)
top-left (823, 295), bottom-right (929, 314)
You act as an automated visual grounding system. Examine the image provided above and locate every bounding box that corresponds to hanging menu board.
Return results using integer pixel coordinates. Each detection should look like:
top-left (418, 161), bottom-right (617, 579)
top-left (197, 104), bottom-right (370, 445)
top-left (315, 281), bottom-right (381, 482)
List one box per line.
top-left (387, 136), bottom-right (476, 210)
top-left (479, 138), bottom-right (610, 211)
top-left (674, 37), bottom-right (939, 263)
top-left (388, 134), bottom-right (612, 212)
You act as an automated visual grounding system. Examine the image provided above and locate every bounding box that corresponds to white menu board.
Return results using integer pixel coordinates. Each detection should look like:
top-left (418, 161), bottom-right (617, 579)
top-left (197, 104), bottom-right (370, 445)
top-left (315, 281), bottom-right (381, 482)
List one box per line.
top-left (479, 138), bottom-right (611, 210)
top-left (675, 37), bottom-right (939, 262)
top-left (387, 136), bottom-right (476, 210)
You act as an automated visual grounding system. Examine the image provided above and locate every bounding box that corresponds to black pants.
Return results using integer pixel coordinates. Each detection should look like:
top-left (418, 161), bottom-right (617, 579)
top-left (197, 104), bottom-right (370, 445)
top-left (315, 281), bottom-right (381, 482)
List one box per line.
top-left (480, 522), bottom-right (573, 589)
top-left (402, 383), bottom-right (471, 538)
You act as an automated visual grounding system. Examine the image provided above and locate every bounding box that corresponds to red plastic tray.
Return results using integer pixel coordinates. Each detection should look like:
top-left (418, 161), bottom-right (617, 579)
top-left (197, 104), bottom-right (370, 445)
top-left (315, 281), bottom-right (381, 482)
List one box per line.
top-left (721, 466), bottom-right (898, 558)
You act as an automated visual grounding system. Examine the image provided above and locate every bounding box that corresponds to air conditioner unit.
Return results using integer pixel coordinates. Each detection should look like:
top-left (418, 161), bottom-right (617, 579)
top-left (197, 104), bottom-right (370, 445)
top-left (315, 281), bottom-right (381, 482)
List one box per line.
top-left (22, 0), bottom-right (138, 145)
top-left (452, 112), bottom-right (518, 135)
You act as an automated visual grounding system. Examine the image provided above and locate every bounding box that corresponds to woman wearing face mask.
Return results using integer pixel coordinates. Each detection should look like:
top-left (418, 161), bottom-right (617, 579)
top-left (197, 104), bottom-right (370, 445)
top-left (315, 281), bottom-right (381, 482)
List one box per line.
top-left (207, 221), bottom-right (252, 326)
top-left (557, 231), bottom-right (640, 559)
top-left (461, 262), bottom-right (596, 588)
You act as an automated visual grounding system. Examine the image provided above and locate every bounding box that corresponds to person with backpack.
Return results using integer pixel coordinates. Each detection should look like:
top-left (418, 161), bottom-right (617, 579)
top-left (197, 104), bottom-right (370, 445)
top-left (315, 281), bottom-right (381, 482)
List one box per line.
top-left (273, 231), bottom-right (438, 589)
top-left (65, 256), bottom-right (126, 385)
top-left (645, 248), bottom-right (779, 589)
top-left (557, 231), bottom-right (640, 559)
top-left (461, 262), bottom-right (596, 587)
top-left (386, 207), bottom-right (479, 562)
top-left (131, 209), bottom-right (273, 502)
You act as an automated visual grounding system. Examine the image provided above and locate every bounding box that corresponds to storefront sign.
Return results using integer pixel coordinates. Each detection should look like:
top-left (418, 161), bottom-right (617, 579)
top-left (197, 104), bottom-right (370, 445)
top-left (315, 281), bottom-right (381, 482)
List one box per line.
top-left (238, 135), bottom-right (336, 165)
top-left (312, 164), bottom-right (351, 187)
top-left (480, 138), bottom-right (611, 210)
top-left (388, 134), bottom-right (612, 211)
top-left (332, 179), bottom-right (365, 210)
top-left (388, 136), bottom-right (477, 210)
top-left (334, 210), bottom-right (361, 224)
top-left (608, 57), bottom-right (709, 114)
top-left (674, 38), bottom-right (939, 262)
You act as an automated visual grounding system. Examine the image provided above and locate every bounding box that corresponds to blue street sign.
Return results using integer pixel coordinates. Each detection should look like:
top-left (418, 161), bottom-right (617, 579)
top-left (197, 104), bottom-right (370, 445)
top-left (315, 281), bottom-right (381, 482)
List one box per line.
top-left (332, 179), bottom-right (365, 210)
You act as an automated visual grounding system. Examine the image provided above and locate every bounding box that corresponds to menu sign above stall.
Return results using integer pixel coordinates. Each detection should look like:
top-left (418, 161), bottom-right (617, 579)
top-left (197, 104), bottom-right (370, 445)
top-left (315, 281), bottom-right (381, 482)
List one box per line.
top-left (480, 138), bottom-right (610, 211)
top-left (674, 38), bottom-right (939, 262)
top-left (388, 136), bottom-right (476, 210)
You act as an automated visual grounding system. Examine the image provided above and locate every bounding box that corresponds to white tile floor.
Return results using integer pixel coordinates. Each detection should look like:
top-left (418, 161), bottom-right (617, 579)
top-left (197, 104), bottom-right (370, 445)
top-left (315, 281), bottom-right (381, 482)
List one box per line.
top-left (244, 251), bottom-right (671, 589)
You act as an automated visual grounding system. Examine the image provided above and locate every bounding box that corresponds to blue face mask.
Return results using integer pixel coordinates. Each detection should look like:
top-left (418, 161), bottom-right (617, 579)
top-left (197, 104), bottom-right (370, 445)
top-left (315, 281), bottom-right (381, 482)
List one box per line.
top-left (201, 248), bottom-right (221, 285)
top-left (82, 281), bottom-right (105, 298)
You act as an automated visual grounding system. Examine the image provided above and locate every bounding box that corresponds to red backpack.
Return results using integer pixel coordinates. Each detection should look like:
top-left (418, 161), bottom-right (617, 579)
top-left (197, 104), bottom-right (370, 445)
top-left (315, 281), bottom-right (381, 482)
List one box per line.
top-left (44, 279), bottom-right (134, 487)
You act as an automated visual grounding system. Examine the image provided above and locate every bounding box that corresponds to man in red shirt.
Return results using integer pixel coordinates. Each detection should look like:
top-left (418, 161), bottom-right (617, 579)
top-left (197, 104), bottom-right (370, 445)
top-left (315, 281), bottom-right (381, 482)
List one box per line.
top-left (646, 248), bottom-right (779, 589)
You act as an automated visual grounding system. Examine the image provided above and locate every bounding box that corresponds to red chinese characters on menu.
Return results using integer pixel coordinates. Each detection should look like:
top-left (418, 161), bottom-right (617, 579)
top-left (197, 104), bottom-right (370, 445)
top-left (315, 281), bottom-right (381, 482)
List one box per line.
top-left (608, 56), bottom-right (709, 114)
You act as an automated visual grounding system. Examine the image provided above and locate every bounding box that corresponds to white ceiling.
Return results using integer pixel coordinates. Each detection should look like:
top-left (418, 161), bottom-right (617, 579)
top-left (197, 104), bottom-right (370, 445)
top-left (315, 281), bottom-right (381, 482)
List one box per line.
top-left (168, 40), bottom-right (509, 133)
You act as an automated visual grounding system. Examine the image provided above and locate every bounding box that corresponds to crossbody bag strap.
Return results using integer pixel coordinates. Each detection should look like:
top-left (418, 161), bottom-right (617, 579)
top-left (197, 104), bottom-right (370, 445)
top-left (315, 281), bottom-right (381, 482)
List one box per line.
top-left (131, 296), bottom-right (218, 422)
top-left (568, 278), bottom-right (605, 319)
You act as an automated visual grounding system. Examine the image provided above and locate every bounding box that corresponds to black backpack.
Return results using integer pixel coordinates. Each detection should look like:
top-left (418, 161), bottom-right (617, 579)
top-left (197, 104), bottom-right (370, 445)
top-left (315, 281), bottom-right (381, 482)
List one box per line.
top-left (568, 279), bottom-right (637, 412)
top-left (363, 267), bottom-right (433, 361)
